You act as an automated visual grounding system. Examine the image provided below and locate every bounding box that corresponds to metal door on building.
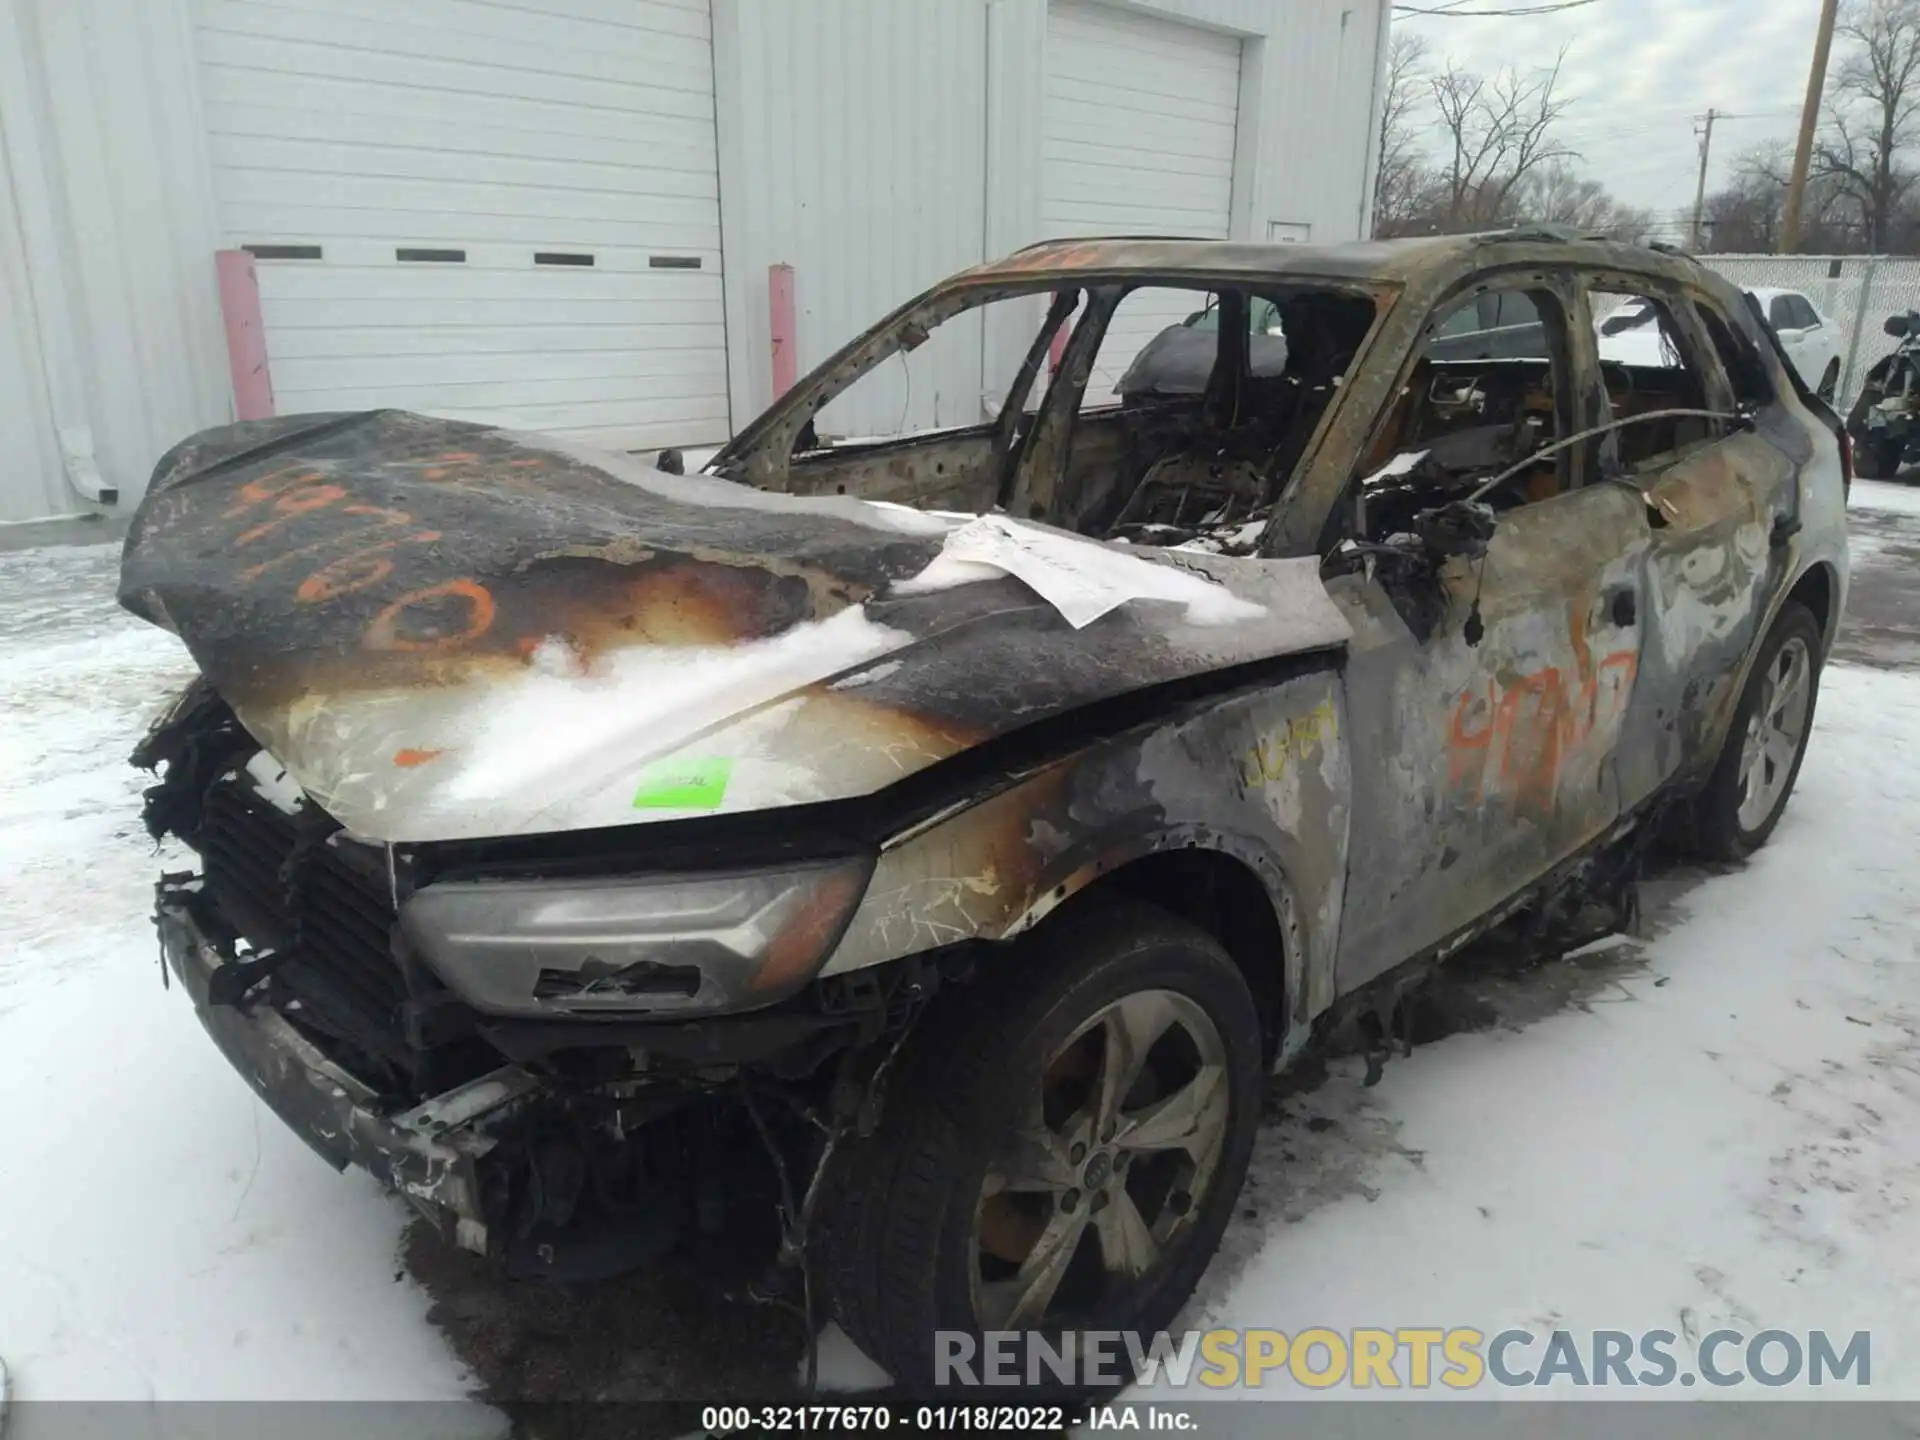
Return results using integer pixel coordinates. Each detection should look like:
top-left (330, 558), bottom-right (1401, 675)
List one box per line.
top-left (1039, 0), bottom-right (1243, 383)
top-left (193, 0), bottom-right (729, 450)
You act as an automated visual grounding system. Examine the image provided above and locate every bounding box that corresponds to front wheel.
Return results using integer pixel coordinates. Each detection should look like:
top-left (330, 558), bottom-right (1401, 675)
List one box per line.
top-left (1691, 602), bottom-right (1823, 860)
top-left (820, 900), bottom-right (1263, 1395)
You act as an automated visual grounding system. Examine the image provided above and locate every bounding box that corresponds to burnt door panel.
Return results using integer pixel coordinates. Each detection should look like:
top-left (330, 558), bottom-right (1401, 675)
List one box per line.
top-left (1611, 430), bottom-right (1795, 805)
top-left (1328, 481), bottom-right (1649, 991)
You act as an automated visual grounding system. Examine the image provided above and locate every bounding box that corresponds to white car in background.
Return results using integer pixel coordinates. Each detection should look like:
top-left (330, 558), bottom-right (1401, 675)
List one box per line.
top-left (1599, 286), bottom-right (1842, 400)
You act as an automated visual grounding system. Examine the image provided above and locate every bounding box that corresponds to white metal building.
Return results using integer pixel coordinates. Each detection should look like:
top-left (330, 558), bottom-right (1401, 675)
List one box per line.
top-left (0, 0), bottom-right (1389, 524)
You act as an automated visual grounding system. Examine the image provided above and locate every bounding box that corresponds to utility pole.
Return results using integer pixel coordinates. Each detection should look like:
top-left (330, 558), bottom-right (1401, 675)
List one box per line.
top-left (1691, 108), bottom-right (1719, 250)
top-left (1782, 0), bottom-right (1842, 253)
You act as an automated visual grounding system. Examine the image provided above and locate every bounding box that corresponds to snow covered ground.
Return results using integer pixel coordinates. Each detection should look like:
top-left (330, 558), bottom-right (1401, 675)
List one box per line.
top-left (1852, 478), bottom-right (1920, 519)
top-left (0, 545), bottom-right (485, 1417)
top-left (1174, 657), bottom-right (1920, 1400)
top-left (1, 490), bottom-right (1917, 1411)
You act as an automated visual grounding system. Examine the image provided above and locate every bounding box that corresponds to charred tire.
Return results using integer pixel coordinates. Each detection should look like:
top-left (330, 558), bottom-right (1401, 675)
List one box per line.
top-left (819, 899), bottom-right (1263, 1395)
top-left (1855, 434), bottom-right (1902, 479)
top-left (1692, 601), bottom-right (1823, 861)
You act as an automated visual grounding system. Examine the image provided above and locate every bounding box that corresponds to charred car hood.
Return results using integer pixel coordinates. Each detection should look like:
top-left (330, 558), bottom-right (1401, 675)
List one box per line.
top-left (120, 411), bottom-right (1349, 843)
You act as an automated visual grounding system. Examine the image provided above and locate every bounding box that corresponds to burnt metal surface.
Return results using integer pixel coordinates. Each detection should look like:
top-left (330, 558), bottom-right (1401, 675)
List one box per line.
top-left (125, 231), bottom-right (1850, 1052)
top-left (1328, 484), bottom-right (1651, 990)
top-left (119, 411), bottom-right (1351, 843)
top-left (825, 667), bottom-right (1350, 1030)
top-left (120, 410), bottom-right (946, 711)
top-left (111, 235), bottom-right (1862, 1382)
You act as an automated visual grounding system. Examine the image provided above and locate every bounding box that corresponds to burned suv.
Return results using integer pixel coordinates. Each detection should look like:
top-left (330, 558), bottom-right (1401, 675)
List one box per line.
top-left (123, 232), bottom-right (1849, 1392)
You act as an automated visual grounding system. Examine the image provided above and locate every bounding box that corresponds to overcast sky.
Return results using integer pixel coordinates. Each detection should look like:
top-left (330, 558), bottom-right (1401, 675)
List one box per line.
top-left (1399, 0), bottom-right (1826, 233)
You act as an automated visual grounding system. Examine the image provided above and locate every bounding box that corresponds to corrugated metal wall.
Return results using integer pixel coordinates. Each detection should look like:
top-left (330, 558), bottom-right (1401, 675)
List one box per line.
top-left (0, 0), bottom-right (229, 524)
top-left (1256, 0), bottom-right (1390, 243)
top-left (193, 0), bottom-right (732, 449)
top-left (0, 0), bottom-right (1385, 521)
top-left (713, 0), bottom-right (992, 439)
top-left (715, 0), bottom-right (1390, 431)
top-left (0, 100), bottom-right (66, 523)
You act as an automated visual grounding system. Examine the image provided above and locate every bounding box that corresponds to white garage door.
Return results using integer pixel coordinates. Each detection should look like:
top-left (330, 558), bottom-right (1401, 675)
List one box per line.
top-left (1042, 0), bottom-right (1241, 391)
top-left (194, 0), bottom-right (728, 450)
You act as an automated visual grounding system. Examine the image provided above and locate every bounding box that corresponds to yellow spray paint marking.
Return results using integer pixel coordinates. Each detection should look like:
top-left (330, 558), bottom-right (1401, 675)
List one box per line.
top-left (1244, 697), bottom-right (1338, 786)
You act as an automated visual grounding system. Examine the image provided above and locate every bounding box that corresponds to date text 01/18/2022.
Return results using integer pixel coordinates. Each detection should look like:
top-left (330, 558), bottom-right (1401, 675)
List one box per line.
top-left (700, 1404), bottom-right (1188, 1432)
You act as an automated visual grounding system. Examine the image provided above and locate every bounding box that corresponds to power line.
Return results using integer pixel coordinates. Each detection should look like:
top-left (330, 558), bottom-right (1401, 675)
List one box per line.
top-left (1556, 101), bottom-right (1802, 125)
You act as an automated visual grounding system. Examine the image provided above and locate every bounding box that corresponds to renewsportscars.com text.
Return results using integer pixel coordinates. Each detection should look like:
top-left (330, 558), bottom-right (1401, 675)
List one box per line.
top-left (935, 1326), bottom-right (1872, 1390)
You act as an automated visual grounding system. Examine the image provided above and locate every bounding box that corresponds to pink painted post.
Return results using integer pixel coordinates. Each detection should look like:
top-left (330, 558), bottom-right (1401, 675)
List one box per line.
top-left (215, 249), bottom-right (275, 420)
top-left (769, 262), bottom-right (797, 399)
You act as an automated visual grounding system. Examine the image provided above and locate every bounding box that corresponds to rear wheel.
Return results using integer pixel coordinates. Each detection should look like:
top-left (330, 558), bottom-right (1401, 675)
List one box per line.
top-left (821, 900), bottom-right (1263, 1395)
top-left (1692, 602), bottom-right (1822, 860)
top-left (1855, 433), bottom-right (1901, 479)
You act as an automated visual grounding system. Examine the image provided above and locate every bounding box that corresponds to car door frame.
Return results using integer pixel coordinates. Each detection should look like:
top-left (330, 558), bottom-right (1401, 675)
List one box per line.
top-left (1322, 268), bottom-right (1652, 993)
top-left (1573, 267), bottom-right (1799, 810)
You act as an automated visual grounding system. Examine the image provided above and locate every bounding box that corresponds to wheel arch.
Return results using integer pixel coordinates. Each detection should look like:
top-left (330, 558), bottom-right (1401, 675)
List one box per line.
top-left (1786, 560), bottom-right (1841, 656)
top-left (1685, 565), bottom-right (1835, 793)
top-left (1012, 835), bottom-right (1303, 1065)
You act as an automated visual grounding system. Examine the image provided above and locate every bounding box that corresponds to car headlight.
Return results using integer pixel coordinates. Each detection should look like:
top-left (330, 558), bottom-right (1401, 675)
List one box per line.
top-left (399, 856), bottom-right (874, 1017)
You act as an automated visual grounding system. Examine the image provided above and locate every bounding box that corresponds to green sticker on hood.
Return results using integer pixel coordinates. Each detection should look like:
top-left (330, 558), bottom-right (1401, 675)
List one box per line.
top-left (632, 757), bottom-right (733, 810)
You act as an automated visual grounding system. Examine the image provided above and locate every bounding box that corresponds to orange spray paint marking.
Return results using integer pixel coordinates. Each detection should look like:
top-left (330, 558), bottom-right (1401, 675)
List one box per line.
top-left (1448, 686), bottom-right (1496, 794)
top-left (238, 509), bottom-right (419, 584)
top-left (290, 529), bottom-right (442, 602)
top-left (341, 503), bottom-right (413, 524)
top-left (363, 578), bottom-right (497, 653)
top-left (222, 465), bottom-right (323, 519)
top-left (420, 451), bottom-right (483, 481)
top-left (1496, 669), bottom-right (1572, 813)
top-left (298, 550), bottom-right (397, 604)
top-left (234, 483), bottom-right (348, 546)
top-left (1447, 649), bottom-right (1641, 815)
top-left (392, 748), bottom-right (444, 768)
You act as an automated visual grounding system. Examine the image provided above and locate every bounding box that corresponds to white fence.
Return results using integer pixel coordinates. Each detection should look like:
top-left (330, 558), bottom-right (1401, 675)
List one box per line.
top-left (1698, 254), bottom-right (1920, 408)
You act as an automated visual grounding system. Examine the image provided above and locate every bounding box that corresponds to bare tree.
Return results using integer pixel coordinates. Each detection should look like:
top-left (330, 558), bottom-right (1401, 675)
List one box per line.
top-left (1511, 160), bottom-right (1656, 240)
top-left (1374, 32), bottom-right (1436, 236)
top-left (1429, 48), bottom-right (1579, 230)
top-left (1815, 0), bottom-right (1920, 250)
top-left (1702, 143), bottom-right (1859, 252)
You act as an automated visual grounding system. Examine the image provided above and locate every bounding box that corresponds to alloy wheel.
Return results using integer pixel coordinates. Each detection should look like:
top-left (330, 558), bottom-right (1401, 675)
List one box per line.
top-left (1737, 634), bottom-right (1814, 832)
top-left (971, 988), bottom-right (1232, 1330)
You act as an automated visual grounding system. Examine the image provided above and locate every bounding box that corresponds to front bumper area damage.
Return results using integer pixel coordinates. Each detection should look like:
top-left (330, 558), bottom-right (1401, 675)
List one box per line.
top-left (136, 698), bottom-right (932, 1283)
top-left (157, 877), bottom-right (533, 1252)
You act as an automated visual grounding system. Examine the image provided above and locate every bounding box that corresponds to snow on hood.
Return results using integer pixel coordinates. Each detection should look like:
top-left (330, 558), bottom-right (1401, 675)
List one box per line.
top-left (242, 604), bottom-right (921, 842)
top-left (120, 412), bottom-right (1350, 844)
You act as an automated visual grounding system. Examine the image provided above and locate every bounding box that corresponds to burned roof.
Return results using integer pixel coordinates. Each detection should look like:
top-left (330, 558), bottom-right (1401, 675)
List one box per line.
top-left (947, 230), bottom-right (1714, 294)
